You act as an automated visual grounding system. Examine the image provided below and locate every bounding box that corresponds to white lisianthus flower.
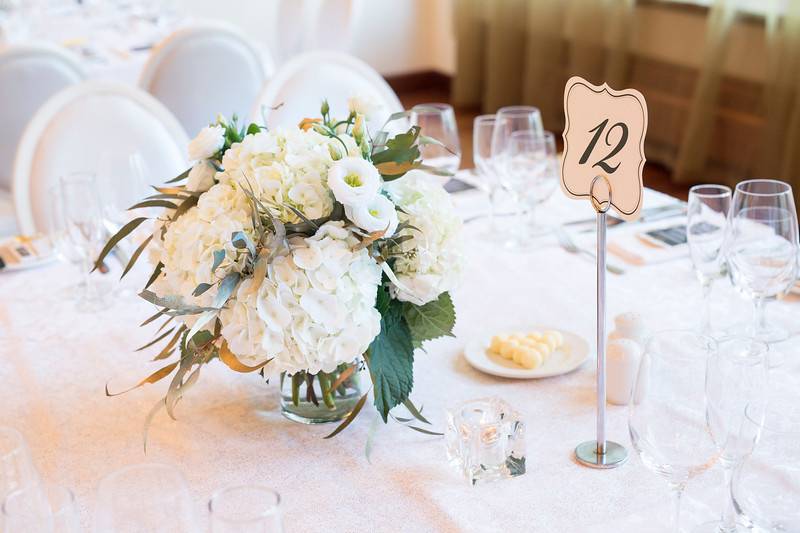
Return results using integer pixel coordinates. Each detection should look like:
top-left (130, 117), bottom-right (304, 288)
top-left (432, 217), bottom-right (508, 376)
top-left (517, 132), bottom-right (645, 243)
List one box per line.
top-left (186, 161), bottom-right (217, 192)
top-left (188, 125), bottom-right (225, 161)
top-left (347, 94), bottom-right (382, 122)
top-left (384, 170), bottom-right (463, 305)
top-left (218, 222), bottom-right (382, 375)
top-left (345, 194), bottom-right (399, 238)
top-left (327, 157), bottom-right (381, 207)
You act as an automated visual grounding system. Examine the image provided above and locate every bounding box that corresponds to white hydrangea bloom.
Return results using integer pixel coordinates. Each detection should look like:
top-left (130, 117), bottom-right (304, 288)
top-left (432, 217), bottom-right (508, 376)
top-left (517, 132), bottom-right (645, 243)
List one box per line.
top-left (384, 170), bottom-right (463, 305)
top-left (219, 127), bottom-right (360, 224)
top-left (219, 221), bottom-right (382, 375)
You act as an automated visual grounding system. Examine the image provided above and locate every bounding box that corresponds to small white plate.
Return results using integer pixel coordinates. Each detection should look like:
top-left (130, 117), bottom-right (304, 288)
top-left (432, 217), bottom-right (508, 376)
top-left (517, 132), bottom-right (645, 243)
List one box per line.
top-left (464, 327), bottom-right (589, 379)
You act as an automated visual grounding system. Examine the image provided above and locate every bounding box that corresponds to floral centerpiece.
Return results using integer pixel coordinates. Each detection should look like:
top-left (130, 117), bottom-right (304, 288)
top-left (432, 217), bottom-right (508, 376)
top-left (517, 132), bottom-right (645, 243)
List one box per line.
top-left (97, 99), bottom-right (462, 437)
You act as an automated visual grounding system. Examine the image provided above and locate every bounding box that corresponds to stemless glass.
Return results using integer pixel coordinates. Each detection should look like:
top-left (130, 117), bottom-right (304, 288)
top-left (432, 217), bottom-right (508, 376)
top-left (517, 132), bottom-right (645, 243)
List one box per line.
top-left (209, 485), bottom-right (283, 533)
top-left (687, 185), bottom-right (731, 334)
top-left (409, 103), bottom-right (461, 177)
top-left (93, 463), bottom-right (198, 533)
top-left (700, 337), bottom-right (768, 533)
top-left (732, 405), bottom-right (800, 532)
top-left (628, 330), bottom-right (720, 533)
top-left (726, 179), bottom-right (799, 344)
top-left (0, 427), bottom-right (38, 506)
top-left (472, 114), bottom-right (498, 236)
top-left (506, 130), bottom-right (559, 240)
top-left (2, 483), bottom-right (79, 533)
top-left (59, 173), bottom-right (110, 313)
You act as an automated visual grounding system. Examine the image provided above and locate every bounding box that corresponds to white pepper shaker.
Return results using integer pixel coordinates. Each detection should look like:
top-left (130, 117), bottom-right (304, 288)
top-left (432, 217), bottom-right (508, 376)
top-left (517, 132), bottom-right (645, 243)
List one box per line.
top-left (606, 338), bottom-right (642, 405)
top-left (609, 312), bottom-right (647, 347)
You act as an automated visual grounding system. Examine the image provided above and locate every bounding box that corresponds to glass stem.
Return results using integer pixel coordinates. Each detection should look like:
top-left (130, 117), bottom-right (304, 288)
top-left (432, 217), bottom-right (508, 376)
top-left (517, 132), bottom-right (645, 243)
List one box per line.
top-left (720, 463), bottom-right (737, 532)
top-left (81, 252), bottom-right (96, 303)
top-left (671, 485), bottom-right (685, 533)
top-left (487, 185), bottom-right (497, 233)
top-left (701, 279), bottom-right (713, 334)
top-left (752, 296), bottom-right (767, 336)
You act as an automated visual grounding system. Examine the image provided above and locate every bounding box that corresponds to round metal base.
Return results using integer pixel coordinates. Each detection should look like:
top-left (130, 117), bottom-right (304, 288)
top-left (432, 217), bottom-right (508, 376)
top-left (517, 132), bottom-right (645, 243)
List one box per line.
top-left (575, 440), bottom-right (628, 469)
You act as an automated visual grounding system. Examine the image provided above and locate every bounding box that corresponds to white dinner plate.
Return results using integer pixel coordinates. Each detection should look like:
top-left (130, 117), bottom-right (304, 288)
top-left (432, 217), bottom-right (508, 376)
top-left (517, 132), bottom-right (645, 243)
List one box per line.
top-left (464, 327), bottom-right (589, 379)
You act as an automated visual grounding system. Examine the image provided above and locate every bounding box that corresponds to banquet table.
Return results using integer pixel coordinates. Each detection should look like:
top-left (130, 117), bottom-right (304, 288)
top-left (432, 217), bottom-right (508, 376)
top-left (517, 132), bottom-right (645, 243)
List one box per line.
top-left (2, 186), bottom-right (799, 532)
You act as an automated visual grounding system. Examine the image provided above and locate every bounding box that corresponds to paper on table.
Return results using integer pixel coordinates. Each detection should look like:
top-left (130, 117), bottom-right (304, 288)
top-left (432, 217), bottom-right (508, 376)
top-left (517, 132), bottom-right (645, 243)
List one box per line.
top-left (606, 218), bottom-right (689, 266)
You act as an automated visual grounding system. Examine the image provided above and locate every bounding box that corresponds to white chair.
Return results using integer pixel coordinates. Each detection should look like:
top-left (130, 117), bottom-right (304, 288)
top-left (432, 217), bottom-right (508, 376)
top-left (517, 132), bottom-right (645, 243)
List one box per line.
top-left (12, 81), bottom-right (189, 235)
top-left (139, 21), bottom-right (273, 136)
top-left (303, 0), bottom-right (364, 53)
top-left (0, 43), bottom-right (85, 236)
top-left (251, 51), bottom-right (403, 136)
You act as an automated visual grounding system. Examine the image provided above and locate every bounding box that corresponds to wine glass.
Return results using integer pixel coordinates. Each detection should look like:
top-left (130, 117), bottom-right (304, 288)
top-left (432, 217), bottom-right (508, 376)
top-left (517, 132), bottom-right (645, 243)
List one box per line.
top-left (489, 106), bottom-right (544, 247)
top-left (732, 404), bottom-right (800, 531)
top-left (2, 483), bottom-right (79, 533)
top-left (47, 183), bottom-right (85, 298)
top-left (726, 179), bottom-right (799, 346)
top-left (209, 485), bottom-right (283, 533)
top-left (700, 337), bottom-right (768, 533)
top-left (59, 173), bottom-right (111, 313)
top-left (687, 185), bottom-right (731, 335)
top-left (0, 427), bottom-right (39, 507)
top-left (409, 103), bottom-right (461, 180)
top-left (472, 114), bottom-right (498, 236)
top-left (93, 463), bottom-right (198, 532)
top-left (628, 330), bottom-right (720, 533)
top-left (506, 130), bottom-right (559, 241)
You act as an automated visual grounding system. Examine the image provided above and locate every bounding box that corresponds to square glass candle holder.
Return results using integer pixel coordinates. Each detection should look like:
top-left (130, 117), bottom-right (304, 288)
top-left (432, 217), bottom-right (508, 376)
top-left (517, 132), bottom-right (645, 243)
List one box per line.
top-left (445, 397), bottom-right (526, 485)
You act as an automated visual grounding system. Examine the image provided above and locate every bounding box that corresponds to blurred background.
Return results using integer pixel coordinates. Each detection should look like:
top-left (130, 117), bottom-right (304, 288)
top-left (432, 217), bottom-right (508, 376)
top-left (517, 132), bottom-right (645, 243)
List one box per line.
top-left (0, 0), bottom-right (797, 209)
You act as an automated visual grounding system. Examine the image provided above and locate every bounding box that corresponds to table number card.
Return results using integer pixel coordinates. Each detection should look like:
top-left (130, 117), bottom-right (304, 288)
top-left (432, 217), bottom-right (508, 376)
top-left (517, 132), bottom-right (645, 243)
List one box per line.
top-left (561, 76), bottom-right (648, 220)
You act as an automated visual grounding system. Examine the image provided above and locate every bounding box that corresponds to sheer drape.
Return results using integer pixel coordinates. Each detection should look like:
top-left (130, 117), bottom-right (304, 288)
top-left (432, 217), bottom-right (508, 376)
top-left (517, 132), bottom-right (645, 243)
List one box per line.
top-left (453, 0), bottom-right (800, 203)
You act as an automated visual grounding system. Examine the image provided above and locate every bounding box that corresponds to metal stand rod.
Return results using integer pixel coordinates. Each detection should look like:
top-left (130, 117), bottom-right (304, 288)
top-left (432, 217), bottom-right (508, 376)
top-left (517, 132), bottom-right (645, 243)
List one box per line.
top-left (596, 211), bottom-right (607, 457)
top-left (574, 175), bottom-right (628, 469)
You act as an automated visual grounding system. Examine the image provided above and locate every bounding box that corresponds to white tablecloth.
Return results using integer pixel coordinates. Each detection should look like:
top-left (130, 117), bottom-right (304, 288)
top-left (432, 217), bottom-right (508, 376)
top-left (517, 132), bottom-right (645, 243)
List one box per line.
top-left (2, 188), bottom-right (799, 532)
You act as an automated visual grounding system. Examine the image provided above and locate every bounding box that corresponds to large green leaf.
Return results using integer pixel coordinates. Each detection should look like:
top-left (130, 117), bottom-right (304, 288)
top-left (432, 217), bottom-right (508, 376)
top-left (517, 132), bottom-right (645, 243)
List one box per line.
top-left (367, 301), bottom-right (414, 422)
top-left (402, 292), bottom-right (456, 349)
top-left (370, 126), bottom-right (421, 168)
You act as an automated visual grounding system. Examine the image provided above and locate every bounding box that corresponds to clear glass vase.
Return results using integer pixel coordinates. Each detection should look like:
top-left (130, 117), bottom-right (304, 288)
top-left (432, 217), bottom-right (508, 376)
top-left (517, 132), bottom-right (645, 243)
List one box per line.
top-left (279, 360), bottom-right (364, 424)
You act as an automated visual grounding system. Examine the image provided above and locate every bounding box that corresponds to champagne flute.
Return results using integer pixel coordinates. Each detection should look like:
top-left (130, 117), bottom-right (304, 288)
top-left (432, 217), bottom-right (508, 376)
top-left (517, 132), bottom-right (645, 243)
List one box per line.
top-left (489, 106), bottom-right (544, 247)
top-left (209, 485), bottom-right (283, 533)
top-left (93, 463), bottom-right (197, 533)
top-left (628, 330), bottom-right (720, 533)
top-left (59, 173), bottom-right (111, 313)
top-left (732, 404), bottom-right (800, 531)
top-left (472, 114), bottom-right (498, 237)
top-left (726, 179), bottom-right (798, 347)
top-left (409, 103), bottom-right (461, 180)
top-left (506, 130), bottom-right (558, 241)
top-left (687, 185), bottom-right (731, 335)
top-left (2, 483), bottom-right (79, 533)
top-left (700, 337), bottom-right (768, 533)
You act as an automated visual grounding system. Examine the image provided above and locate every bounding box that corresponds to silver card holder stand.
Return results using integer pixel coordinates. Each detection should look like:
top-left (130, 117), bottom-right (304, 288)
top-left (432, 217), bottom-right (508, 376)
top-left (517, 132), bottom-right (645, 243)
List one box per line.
top-left (575, 176), bottom-right (628, 469)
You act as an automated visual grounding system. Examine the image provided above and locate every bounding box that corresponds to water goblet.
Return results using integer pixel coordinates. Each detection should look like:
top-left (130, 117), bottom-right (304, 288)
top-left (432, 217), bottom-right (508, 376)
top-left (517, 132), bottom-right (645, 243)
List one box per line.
top-left (209, 485), bottom-right (283, 533)
top-left (726, 179), bottom-right (798, 347)
top-left (698, 337), bottom-right (768, 533)
top-left (506, 130), bottom-right (558, 241)
top-left (471, 114), bottom-right (499, 237)
top-left (2, 483), bottom-right (79, 533)
top-left (409, 103), bottom-right (461, 178)
top-left (628, 330), bottom-right (720, 533)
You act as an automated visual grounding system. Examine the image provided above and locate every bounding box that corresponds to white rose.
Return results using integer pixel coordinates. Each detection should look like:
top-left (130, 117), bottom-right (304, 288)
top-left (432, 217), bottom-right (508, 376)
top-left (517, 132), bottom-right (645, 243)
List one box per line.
top-left (186, 161), bottom-right (216, 192)
top-left (345, 194), bottom-right (399, 238)
top-left (188, 125), bottom-right (225, 161)
top-left (347, 94), bottom-right (382, 122)
top-left (327, 157), bottom-right (380, 207)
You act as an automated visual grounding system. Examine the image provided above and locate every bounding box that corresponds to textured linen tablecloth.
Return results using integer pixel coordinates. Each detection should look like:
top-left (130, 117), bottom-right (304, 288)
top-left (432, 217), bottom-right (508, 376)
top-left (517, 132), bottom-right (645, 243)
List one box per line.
top-left (2, 187), bottom-right (799, 532)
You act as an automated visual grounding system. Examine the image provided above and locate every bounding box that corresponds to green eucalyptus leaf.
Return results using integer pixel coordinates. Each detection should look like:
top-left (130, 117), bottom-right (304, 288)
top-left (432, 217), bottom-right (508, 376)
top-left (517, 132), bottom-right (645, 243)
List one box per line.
top-left (192, 283), bottom-right (213, 297)
top-left (144, 262), bottom-right (164, 290)
top-left (120, 235), bottom-right (153, 280)
top-left (323, 391), bottom-right (369, 439)
top-left (165, 167), bottom-right (191, 183)
top-left (128, 200), bottom-right (178, 211)
top-left (93, 216), bottom-right (148, 272)
top-left (213, 272), bottom-right (240, 308)
top-left (135, 327), bottom-right (176, 352)
top-left (231, 231), bottom-right (256, 257)
top-left (211, 250), bottom-right (226, 272)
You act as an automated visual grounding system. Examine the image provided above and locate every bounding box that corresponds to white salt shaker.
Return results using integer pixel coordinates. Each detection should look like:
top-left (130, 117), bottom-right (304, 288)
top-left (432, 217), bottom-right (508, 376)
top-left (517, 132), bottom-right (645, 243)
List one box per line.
top-left (608, 312), bottom-right (647, 347)
top-left (606, 338), bottom-right (642, 405)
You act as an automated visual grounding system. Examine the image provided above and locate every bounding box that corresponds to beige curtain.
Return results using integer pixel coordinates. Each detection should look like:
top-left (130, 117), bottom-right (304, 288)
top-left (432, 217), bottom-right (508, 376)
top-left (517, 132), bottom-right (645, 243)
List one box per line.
top-left (453, 0), bottom-right (635, 130)
top-left (453, 0), bottom-right (800, 205)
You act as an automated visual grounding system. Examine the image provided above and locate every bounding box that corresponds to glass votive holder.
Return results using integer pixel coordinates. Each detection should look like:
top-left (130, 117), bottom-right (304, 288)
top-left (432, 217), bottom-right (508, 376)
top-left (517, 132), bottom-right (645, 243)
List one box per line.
top-left (445, 397), bottom-right (526, 485)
